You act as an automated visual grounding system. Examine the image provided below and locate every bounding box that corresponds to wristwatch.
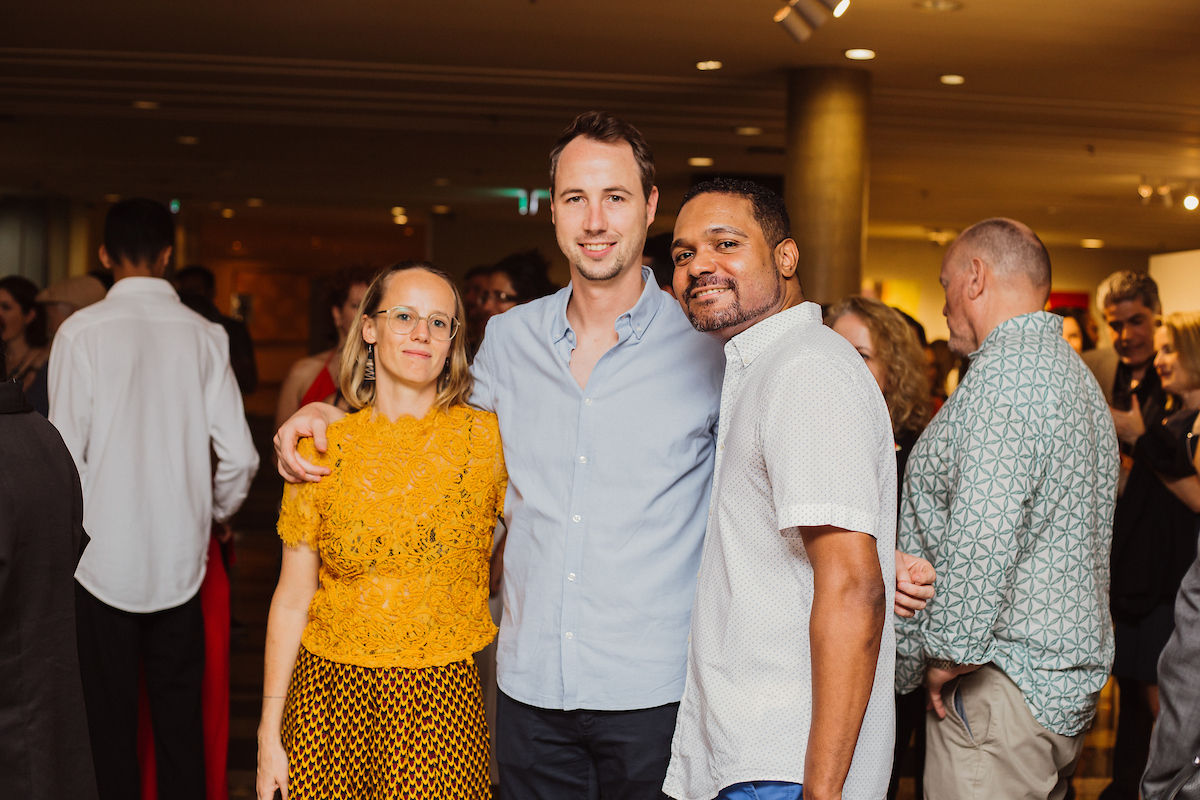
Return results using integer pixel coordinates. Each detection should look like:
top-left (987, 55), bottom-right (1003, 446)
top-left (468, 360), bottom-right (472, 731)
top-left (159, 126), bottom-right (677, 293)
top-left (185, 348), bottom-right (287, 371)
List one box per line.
top-left (927, 657), bottom-right (959, 671)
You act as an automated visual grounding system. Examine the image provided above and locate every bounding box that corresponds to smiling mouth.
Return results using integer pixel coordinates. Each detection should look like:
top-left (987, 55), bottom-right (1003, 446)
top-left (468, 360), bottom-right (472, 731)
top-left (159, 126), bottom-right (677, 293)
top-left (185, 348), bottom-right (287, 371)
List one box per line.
top-left (580, 243), bottom-right (614, 253)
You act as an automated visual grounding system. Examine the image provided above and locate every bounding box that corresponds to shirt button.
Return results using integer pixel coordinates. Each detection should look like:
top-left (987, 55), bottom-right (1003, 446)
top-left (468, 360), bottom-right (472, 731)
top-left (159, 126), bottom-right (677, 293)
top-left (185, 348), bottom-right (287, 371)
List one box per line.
top-left (565, 632), bottom-right (573, 640)
top-left (573, 514), bottom-right (581, 523)
top-left (585, 398), bottom-right (592, 406)
top-left (719, 444), bottom-right (724, 451)
top-left (568, 572), bottom-right (576, 581)
top-left (578, 455), bottom-right (588, 464)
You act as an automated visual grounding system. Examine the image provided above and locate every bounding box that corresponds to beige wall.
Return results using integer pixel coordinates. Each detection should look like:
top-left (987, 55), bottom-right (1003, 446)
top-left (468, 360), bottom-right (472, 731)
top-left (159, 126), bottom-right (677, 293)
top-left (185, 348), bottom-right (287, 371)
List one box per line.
top-left (863, 238), bottom-right (1152, 343)
top-left (1150, 249), bottom-right (1200, 316)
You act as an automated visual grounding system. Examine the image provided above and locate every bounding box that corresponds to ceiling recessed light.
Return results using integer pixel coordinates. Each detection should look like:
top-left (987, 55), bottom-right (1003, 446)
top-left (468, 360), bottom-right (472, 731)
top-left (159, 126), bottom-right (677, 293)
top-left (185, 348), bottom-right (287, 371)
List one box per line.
top-left (393, 214), bottom-right (408, 225)
top-left (132, 100), bottom-right (160, 110)
top-left (914, 0), bottom-right (962, 10)
top-left (1184, 194), bottom-right (1199, 211)
top-left (832, 0), bottom-right (851, 17)
top-left (1080, 238), bottom-right (1104, 249)
top-left (246, 198), bottom-right (264, 207)
top-left (940, 74), bottom-right (965, 85)
top-left (736, 126), bottom-right (763, 136)
top-left (432, 205), bottom-right (452, 215)
top-left (221, 208), bottom-right (235, 219)
top-left (391, 206), bottom-right (406, 216)
top-left (176, 135), bottom-right (199, 145)
top-left (696, 61), bottom-right (723, 71)
top-left (688, 157), bottom-right (714, 167)
top-left (845, 49), bottom-right (876, 60)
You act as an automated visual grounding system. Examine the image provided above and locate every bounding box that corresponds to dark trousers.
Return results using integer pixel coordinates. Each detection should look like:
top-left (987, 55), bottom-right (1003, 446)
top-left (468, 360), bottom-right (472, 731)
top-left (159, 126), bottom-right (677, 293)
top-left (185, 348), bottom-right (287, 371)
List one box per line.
top-left (888, 690), bottom-right (926, 800)
top-left (1099, 675), bottom-right (1156, 800)
top-left (74, 581), bottom-right (206, 800)
top-left (496, 690), bottom-right (678, 800)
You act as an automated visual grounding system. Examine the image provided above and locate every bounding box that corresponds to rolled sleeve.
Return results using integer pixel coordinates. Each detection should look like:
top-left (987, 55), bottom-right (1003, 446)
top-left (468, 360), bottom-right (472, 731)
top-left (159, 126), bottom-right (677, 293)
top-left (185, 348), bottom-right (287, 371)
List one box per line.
top-left (762, 358), bottom-right (887, 539)
top-left (922, 402), bottom-right (1039, 666)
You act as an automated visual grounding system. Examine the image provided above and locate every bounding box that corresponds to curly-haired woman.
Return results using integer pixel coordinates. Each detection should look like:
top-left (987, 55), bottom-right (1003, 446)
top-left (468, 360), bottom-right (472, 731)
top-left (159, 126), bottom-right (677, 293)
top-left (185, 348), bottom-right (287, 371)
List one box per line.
top-left (256, 262), bottom-right (506, 800)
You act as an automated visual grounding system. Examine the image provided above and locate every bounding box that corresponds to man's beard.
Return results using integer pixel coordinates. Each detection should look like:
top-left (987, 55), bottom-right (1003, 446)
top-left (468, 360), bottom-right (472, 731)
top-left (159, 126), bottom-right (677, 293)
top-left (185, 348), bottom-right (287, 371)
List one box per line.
top-left (569, 248), bottom-right (628, 283)
top-left (684, 274), bottom-right (783, 334)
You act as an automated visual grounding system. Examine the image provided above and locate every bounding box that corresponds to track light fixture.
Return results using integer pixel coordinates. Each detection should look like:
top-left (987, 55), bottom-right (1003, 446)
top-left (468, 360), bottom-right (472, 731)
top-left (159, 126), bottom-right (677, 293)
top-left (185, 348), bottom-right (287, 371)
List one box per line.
top-left (775, 0), bottom-right (849, 44)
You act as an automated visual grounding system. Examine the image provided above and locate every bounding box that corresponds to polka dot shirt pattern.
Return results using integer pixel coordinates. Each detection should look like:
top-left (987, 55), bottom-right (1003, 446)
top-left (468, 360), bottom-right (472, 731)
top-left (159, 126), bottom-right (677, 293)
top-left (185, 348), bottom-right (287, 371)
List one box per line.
top-left (663, 303), bottom-right (897, 800)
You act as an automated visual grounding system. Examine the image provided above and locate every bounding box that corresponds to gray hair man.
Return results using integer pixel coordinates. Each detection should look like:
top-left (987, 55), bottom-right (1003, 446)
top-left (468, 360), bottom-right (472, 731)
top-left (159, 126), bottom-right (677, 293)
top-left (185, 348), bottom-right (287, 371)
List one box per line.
top-left (896, 219), bottom-right (1118, 800)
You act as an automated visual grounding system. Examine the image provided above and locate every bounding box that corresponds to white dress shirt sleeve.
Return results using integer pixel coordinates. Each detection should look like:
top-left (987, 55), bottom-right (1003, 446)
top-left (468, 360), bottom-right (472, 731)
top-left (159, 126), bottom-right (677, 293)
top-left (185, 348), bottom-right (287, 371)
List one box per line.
top-left (468, 318), bottom-right (499, 413)
top-left (761, 356), bottom-right (887, 539)
top-left (204, 328), bottom-right (259, 523)
top-left (47, 328), bottom-right (94, 484)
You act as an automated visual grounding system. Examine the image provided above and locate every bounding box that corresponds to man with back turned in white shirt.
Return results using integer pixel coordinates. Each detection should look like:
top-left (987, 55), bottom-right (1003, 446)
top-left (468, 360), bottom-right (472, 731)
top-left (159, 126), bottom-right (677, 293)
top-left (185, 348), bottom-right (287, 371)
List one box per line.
top-left (49, 198), bottom-right (260, 800)
top-left (662, 179), bottom-right (896, 800)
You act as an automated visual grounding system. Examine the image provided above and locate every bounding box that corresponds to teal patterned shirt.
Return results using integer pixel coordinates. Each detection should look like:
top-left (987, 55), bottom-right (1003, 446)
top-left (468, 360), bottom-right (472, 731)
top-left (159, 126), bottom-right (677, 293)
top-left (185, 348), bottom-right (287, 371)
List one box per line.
top-left (895, 311), bottom-right (1118, 736)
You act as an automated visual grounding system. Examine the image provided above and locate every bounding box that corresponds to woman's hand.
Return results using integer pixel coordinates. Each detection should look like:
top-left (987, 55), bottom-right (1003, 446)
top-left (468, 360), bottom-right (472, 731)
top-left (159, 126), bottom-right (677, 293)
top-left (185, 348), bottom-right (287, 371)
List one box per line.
top-left (256, 733), bottom-right (290, 800)
top-left (1111, 395), bottom-right (1146, 447)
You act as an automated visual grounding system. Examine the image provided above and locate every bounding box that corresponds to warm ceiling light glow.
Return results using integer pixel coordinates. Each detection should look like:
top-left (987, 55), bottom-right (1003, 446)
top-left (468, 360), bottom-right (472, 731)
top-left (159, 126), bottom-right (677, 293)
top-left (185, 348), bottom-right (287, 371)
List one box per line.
top-left (775, 6), bottom-right (814, 43)
top-left (221, 208), bottom-right (235, 219)
top-left (914, 0), bottom-right (962, 10)
top-left (176, 135), bottom-right (199, 145)
top-left (391, 206), bottom-right (406, 216)
top-left (246, 198), bottom-right (264, 207)
top-left (696, 61), bottom-right (723, 71)
top-left (432, 205), bottom-right (451, 215)
top-left (736, 126), bottom-right (763, 136)
top-left (1138, 183), bottom-right (1154, 198)
top-left (1185, 194), bottom-right (1199, 211)
top-left (1080, 239), bottom-right (1104, 249)
top-left (688, 157), bottom-right (714, 167)
top-left (833, 0), bottom-right (851, 17)
top-left (845, 49), bottom-right (876, 60)
top-left (104, 193), bottom-right (121, 203)
top-left (940, 74), bottom-right (965, 85)
top-left (393, 214), bottom-right (408, 225)
top-left (132, 100), bottom-right (160, 110)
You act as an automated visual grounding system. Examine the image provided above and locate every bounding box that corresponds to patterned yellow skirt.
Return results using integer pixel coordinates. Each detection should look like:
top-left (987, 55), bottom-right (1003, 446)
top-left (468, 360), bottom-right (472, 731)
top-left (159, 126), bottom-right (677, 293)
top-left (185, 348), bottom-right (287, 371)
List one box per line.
top-left (282, 648), bottom-right (489, 799)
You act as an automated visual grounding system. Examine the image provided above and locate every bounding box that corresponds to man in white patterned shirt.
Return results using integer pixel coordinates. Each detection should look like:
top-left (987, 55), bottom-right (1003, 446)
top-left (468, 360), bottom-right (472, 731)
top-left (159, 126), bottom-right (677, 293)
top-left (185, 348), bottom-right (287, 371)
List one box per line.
top-left (662, 178), bottom-right (897, 800)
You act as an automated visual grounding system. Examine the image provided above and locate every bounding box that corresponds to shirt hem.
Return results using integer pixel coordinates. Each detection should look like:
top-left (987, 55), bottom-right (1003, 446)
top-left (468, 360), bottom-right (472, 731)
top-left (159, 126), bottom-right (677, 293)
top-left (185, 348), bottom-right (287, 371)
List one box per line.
top-left (664, 771), bottom-right (807, 800)
top-left (778, 503), bottom-right (880, 539)
top-left (74, 569), bottom-right (206, 614)
top-left (496, 676), bottom-right (684, 712)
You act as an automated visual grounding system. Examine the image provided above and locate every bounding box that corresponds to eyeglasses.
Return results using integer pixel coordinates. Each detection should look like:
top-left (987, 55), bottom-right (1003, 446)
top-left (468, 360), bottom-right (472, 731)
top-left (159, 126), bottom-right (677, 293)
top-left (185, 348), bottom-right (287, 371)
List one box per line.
top-left (480, 290), bottom-right (520, 304)
top-left (371, 306), bottom-right (459, 341)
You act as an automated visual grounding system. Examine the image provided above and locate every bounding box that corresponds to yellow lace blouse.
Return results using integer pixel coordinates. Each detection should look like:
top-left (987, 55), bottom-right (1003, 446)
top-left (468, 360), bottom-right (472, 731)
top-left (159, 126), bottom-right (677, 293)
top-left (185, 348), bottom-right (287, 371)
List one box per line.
top-left (277, 405), bottom-right (506, 669)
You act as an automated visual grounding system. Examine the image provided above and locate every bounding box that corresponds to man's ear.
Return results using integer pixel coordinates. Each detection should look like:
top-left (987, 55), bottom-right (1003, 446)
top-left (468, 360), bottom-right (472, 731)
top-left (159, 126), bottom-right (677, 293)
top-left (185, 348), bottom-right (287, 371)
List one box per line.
top-left (152, 246), bottom-right (173, 278)
top-left (966, 257), bottom-right (987, 301)
top-left (775, 238), bottom-right (800, 279)
top-left (98, 245), bottom-right (115, 271)
top-left (645, 185), bottom-right (660, 228)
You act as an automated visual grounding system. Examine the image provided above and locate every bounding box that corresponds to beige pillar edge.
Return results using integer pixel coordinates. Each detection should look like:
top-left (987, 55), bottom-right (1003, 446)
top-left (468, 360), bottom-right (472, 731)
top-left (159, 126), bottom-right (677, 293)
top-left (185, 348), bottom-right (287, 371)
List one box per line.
top-left (784, 67), bottom-right (871, 305)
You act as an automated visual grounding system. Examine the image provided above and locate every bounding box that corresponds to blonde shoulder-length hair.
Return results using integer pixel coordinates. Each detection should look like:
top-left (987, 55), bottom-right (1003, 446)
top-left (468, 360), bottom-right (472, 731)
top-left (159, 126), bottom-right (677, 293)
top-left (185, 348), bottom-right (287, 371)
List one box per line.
top-left (825, 295), bottom-right (931, 437)
top-left (1161, 311), bottom-right (1200, 407)
top-left (339, 261), bottom-right (474, 412)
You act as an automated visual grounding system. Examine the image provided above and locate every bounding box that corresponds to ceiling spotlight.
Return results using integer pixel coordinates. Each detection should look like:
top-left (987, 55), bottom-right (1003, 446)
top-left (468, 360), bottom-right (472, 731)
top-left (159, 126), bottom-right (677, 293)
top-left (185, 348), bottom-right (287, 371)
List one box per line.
top-left (247, 198), bottom-right (264, 207)
top-left (940, 74), bottom-right (965, 85)
top-left (845, 48), bottom-right (876, 60)
top-left (736, 126), bottom-right (764, 136)
top-left (696, 61), bottom-right (723, 71)
top-left (688, 157), bottom-right (715, 167)
top-left (914, 0), bottom-right (963, 10)
top-left (391, 206), bottom-right (406, 216)
top-left (775, 5), bottom-right (814, 43)
top-left (832, 0), bottom-right (851, 17)
top-left (432, 205), bottom-right (452, 215)
top-left (1159, 184), bottom-right (1174, 208)
top-left (393, 214), bottom-right (408, 225)
top-left (221, 208), bottom-right (235, 219)
top-left (1080, 239), bottom-right (1104, 249)
top-left (1138, 182), bottom-right (1154, 199)
top-left (132, 100), bottom-right (160, 110)
top-left (1185, 189), bottom-right (1199, 211)
top-left (791, 0), bottom-right (832, 28)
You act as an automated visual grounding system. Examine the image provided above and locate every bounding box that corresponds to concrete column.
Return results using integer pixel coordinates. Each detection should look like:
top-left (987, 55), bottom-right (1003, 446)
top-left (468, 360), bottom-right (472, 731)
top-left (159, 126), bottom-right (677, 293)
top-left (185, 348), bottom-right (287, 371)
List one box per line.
top-left (785, 67), bottom-right (871, 304)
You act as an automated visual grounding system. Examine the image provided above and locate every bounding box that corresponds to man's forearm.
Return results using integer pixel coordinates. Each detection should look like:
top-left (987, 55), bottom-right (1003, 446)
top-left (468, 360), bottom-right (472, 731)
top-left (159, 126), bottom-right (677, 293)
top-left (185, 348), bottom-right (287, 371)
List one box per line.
top-left (805, 576), bottom-right (886, 800)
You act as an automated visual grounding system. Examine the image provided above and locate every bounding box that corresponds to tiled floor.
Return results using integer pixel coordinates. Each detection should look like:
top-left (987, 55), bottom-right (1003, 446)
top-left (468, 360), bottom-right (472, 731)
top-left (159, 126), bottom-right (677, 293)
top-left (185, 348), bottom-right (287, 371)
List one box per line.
top-left (224, 416), bottom-right (1119, 799)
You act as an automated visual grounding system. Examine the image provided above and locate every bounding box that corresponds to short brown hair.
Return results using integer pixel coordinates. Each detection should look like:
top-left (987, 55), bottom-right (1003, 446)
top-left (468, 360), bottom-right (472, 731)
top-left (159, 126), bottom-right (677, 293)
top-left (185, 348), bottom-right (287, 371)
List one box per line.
top-left (825, 296), bottom-right (931, 436)
top-left (339, 262), bottom-right (473, 413)
top-left (1096, 270), bottom-right (1161, 314)
top-left (549, 111), bottom-right (655, 201)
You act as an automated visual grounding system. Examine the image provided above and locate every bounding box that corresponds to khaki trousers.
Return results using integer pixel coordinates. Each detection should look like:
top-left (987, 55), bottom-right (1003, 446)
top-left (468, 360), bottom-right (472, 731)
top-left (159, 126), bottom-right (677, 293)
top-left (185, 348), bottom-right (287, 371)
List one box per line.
top-left (924, 664), bottom-right (1085, 800)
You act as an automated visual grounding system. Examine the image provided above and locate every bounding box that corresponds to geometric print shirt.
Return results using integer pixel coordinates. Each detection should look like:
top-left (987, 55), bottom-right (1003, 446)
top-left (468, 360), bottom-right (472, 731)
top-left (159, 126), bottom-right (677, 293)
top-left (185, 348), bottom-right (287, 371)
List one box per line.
top-left (895, 311), bottom-right (1118, 736)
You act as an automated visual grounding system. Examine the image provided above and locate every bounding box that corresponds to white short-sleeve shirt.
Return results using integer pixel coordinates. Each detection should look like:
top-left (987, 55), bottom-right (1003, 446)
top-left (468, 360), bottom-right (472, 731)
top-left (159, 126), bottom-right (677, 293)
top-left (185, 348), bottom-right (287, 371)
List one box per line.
top-left (663, 303), bottom-right (897, 800)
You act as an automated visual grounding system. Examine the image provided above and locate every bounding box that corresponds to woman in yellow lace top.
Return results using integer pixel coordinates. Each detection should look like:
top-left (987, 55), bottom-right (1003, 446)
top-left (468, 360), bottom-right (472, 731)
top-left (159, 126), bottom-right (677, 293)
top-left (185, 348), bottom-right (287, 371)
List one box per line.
top-left (256, 263), bottom-right (506, 800)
